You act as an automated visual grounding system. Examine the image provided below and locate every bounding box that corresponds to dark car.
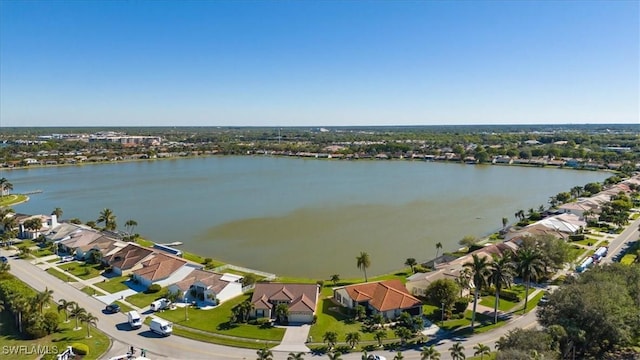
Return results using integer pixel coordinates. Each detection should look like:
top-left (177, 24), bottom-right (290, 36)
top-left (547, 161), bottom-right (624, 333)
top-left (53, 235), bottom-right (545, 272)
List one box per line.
top-left (0, 256), bottom-right (8, 263)
top-left (105, 303), bottom-right (121, 313)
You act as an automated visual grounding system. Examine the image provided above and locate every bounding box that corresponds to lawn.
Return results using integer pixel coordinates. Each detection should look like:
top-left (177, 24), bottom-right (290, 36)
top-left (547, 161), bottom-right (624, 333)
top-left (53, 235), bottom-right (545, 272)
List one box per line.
top-left (153, 293), bottom-right (285, 341)
top-left (32, 248), bottom-right (54, 258)
top-left (81, 286), bottom-right (100, 296)
top-left (444, 311), bottom-right (506, 335)
top-left (524, 291), bottom-right (545, 313)
top-left (480, 296), bottom-right (518, 312)
top-left (621, 254), bottom-right (638, 265)
top-left (114, 301), bottom-right (134, 313)
top-left (125, 289), bottom-right (167, 308)
top-left (93, 275), bottom-right (130, 293)
top-left (46, 268), bottom-right (72, 282)
top-left (572, 238), bottom-right (598, 247)
top-left (308, 297), bottom-right (396, 344)
top-left (0, 194), bottom-right (27, 207)
top-left (57, 262), bottom-right (104, 280)
top-left (0, 303), bottom-right (110, 360)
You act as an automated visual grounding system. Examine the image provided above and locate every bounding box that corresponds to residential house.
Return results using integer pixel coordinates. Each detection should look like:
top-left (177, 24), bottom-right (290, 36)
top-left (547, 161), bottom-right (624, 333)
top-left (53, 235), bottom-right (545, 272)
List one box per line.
top-left (250, 283), bottom-right (319, 323)
top-left (131, 252), bottom-right (190, 288)
top-left (76, 235), bottom-right (127, 262)
top-left (333, 280), bottom-right (422, 320)
top-left (167, 270), bottom-right (243, 305)
top-left (105, 243), bottom-right (155, 276)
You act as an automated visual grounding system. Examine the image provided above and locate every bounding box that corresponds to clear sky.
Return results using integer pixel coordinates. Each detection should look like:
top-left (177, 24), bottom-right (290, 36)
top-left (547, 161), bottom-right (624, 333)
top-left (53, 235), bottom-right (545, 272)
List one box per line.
top-left (0, 0), bottom-right (638, 127)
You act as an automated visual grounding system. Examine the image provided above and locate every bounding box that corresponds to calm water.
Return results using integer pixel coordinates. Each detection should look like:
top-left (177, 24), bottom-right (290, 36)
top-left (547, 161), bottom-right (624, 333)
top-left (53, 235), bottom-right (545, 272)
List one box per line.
top-left (2, 157), bottom-right (609, 278)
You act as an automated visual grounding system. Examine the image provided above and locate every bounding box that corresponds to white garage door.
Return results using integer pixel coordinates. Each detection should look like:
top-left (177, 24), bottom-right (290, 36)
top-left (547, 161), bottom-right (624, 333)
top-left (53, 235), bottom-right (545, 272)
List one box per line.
top-left (288, 312), bottom-right (313, 323)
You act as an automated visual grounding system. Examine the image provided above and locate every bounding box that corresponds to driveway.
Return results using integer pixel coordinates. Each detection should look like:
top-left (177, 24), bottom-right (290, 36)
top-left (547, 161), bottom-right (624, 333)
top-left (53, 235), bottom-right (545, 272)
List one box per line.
top-left (95, 288), bottom-right (138, 305)
top-left (270, 324), bottom-right (311, 353)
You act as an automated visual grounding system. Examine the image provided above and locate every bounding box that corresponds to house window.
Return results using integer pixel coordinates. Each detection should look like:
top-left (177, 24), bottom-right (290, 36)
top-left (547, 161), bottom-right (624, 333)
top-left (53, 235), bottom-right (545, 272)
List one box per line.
top-left (336, 293), bottom-right (342, 302)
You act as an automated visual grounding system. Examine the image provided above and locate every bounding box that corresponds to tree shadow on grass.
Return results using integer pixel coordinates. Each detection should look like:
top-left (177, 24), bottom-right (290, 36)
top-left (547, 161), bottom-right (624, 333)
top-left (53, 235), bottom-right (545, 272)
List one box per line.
top-left (217, 321), bottom-right (238, 331)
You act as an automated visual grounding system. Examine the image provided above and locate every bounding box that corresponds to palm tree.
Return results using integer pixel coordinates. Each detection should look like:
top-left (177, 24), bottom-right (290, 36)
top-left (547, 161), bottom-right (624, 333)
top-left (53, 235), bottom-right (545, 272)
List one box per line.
top-left (57, 299), bottom-right (76, 323)
top-left (345, 331), bottom-right (361, 349)
top-left (374, 330), bottom-right (387, 347)
top-left (516, 247), bottom-right (545, 313)
top-left (393, 352), bottom-right (404, 360)
top-left (435, 242), bottom-right (443, 258)
top-left (33, 287), bottom-right (54, 313)
top-left (361, 350), bottom-right (369, 360)
top-left (81, 312), bottom-right (98, 338)
top-left (287, 352), bottom-right (304, 360)
top-left (124, 219), bottom-right (138, 236)
top-left (70, 304), bottom-right (87, 330)
top-left (0, 178), bottom-right (13, 196)
top-left (23, 217), bottom-right (43, 238)
top-left (488, 252), bottom-right (516, 323)
top-left (405, 258), bottom-right (417, 273)
top-left (330, 274), bottom-right (340, 285)
top-left (323, 331), bottom-right (338, 349)
top-left (421, 345), bottom-right (440, 360)
top-left (51, 207), bottom-right (63, 218)
top-left (8, 294), bottom-right (30, 333)
top-left (463, 254), bottom-right (491, 329)
top-left (356, 251), bottom-right (371, 282)
top-left (97, 208), bottom-right (117, 231)
top-left (327, 351), bottom-right (342, 360)
top-left (449, 341), bottom-right (466, 360)
top-left (275, 303), bottom-right (289, 324)
top-left (455, 268), bottom-right (472, 298)
top-left (256, 347), bottom-right (273, 360)
top-left (473, 343), bottom-right (490, 359)
top-left (501, 217), bottom-right (508, 229)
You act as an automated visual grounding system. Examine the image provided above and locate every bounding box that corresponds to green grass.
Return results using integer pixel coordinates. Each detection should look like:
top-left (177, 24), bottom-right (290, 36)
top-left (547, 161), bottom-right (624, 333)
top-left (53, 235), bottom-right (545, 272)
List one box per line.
top-left (0, 194), bottom-right (28, 207)
top-left (133, 237), bottom-right (154, 247)
top-left (308, 298), bottom-right (396, 344)
top-left (125, 289), bottom-right (166, 308)
top-left (468, 352), bottom-right (497, 360)
top-left (114, 301), bottom-right (134, 313)
top-left (0, 302), bottom-right (110, 360)
top-left (154, 293), bottom-right (285, 341)
top-left (444, 311), bottom-right (507, 335)
top-left (621, 254), bottom-right (638, 265)
top-left (93, 275), bottom-right (130, 293)
top-left (573, 238), bottom-right (598, 247)
top-left (523, 291), bottom-right (545, 313)
top-left (32, 248), bottom-right (54, 258)
top-left (630, 213), bottom-right (639, 220)
top-left (568, 245), bottom-right (587, 262)
top-left (57, 262), bottom-right (103, 280)
top-left (81, 286), bottom-right (100, 296)
top-left (46, 267), bottom-right (73, 282)
top-left (479, 296), bottom-right (518, 312)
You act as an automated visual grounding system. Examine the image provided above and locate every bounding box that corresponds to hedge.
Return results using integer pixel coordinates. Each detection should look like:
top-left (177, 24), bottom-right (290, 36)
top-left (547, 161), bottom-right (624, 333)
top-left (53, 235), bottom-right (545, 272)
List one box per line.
top-left (72, 343), bottom-right (89, 355)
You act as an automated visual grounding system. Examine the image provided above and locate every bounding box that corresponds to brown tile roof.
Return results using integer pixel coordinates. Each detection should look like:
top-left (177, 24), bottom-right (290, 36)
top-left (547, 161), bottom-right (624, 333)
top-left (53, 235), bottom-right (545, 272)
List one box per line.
top-left (251, 283), bottom-right (319, 313)
top-left (172, 269), bottom-right (229, 293)
top-left (341, 280), bottom-right (421, 312)
top-left (77, 235), bottom-right (123, 254)
top-left (133, 253), bottom-right (187, 282)
top-left (107, 243), bottom-right (154, 271)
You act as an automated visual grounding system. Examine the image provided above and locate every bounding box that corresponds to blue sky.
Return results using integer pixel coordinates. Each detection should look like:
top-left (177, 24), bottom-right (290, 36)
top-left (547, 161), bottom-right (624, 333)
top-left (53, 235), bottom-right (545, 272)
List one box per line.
top-left (0, 0), bottom-right (638, 127)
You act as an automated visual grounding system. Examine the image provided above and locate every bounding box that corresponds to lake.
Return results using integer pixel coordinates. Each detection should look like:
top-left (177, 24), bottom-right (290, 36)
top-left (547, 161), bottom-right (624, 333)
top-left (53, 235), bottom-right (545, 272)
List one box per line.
top-left (2, 157), bottom-right (609, 278)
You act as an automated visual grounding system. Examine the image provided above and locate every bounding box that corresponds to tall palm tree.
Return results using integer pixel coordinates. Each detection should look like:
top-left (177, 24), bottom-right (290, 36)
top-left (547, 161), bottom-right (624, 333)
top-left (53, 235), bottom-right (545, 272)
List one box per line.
top-left (323, 331), bottom-right (338, 349)
top-left (356, 252), bottom-right (371, 282)
top-left (488, 252), bottom-right (516, 323)
top-left (463, 254), bottom-right (491, 329)
top-left (421, 345), bottom-right (441, 360)
top-left (70, 304), bottom-right (87, 330)
top-left (57, 299), bottom-right (76, 323)
top-left (345, 331), bottom-right (361, 349)
top-left (455, 268), bottom-right (472, 298)
top-left (473, 343), bottom-right (490, 359)
top-left (8, 294), bottom-right (30, 333)
top-left (256, 347), bottom-right (273, 360)
top-left (0, 178), bottom-right (13, 196)
top-left (51, 207), bottom-right (63, 218)
top-left (501, 217), bottom-right (508, 229)
top-left (330, 274), bottom-right (340, 285)
top-left (81, 312), bottom-right (98, 338)
top-left (405, 258), bottom-right (417, 273)
top-left (449, 341), bottom-right (466, 360)
top-left (516, 247), bottom-right (545, 313)
top-left (33, 287), bottom-right (54, 313)
top-left (287, 352), bottom-right (304, 360)
top-left (97, 208), bottom-right (117, 231)
top-left (124, 219), bottom-right (138, 236)
top-left (435, 242), bottom-right (443, 258)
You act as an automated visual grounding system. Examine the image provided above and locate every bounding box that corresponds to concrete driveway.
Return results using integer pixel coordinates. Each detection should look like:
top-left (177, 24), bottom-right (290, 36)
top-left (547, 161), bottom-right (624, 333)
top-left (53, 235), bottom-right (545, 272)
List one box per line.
top-left (271, 324), bottom-right (311, 353)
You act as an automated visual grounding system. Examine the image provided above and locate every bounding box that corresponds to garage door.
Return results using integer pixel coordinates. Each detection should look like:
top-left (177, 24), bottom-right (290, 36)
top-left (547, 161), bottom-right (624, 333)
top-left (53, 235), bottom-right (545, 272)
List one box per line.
top-left (288, 312), bottom-right (313, 323)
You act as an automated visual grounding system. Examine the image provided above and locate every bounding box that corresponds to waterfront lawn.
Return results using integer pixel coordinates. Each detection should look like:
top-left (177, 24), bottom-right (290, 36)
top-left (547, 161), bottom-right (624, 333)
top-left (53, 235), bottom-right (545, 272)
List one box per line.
top-left (94, 276), bottom-right (130, 293)
top-left (0, 194), bottom-right (27, 207)
top-left (308, 297), bottom-right (395, 344)
top-left (58, 262), bottom-right (103, 280)
top-left (0, 305), bottom-right (110, 360)
top-left (46, 267), bottom-right (72, 282)
top-left (154, 293), bottom-right (285, 341)
top-left (125, 289), bottom-right (166, 309)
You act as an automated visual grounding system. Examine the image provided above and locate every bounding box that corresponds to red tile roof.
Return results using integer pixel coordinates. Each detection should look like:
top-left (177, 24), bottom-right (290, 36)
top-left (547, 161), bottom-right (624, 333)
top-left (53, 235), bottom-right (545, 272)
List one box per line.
top-left (107, 243), bottom-right (154, 271)
top-left (251, 283), bottom-right (319, 313)
top-left (341, 280), bottom-right (421, 312)
top-left (133, 253), bottom-right (186, 282)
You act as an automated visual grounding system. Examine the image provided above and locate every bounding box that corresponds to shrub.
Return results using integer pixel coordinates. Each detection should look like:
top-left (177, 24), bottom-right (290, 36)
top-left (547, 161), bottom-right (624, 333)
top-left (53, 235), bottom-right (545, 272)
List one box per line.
top-left (500, 289), bottom-right (521, 302)
top-left (24, 321), bottom-right (47, 339)
top-left (316, 280), bottom-right (325, 287)
top-left (72, 343), bottom-right (89, 355)
top-left (43, 311), bottom-right (60, 334)
top-left (146, 284), bottom-right (161, 293)
top-left (453, 297), bottom-right (470, 314)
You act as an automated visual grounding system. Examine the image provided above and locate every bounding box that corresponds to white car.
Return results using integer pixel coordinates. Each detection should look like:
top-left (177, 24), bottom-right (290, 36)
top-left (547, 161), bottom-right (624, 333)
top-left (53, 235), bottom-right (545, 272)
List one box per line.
top-left (368, 355), bottom-right (387, 360)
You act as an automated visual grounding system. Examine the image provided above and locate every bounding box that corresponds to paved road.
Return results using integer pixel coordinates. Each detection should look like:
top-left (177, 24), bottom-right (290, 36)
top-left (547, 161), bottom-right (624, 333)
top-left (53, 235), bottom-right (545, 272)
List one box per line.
top-left (601, 215), bottom-right (640, 264)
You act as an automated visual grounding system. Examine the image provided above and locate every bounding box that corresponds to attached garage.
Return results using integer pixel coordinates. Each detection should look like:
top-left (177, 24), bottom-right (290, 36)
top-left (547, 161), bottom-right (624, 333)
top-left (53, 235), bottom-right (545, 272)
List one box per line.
top-left (288, 311), bottom-right (314, 324)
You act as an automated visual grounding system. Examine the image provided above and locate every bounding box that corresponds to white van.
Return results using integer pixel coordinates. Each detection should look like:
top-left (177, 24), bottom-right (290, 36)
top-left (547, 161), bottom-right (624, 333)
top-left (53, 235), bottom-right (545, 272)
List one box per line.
top-left (127, 310), bottom-right (142, 329)
top-left (149, 317), bottom-right (172, 336)
top-left (150, 298), bottom-right (171, 312)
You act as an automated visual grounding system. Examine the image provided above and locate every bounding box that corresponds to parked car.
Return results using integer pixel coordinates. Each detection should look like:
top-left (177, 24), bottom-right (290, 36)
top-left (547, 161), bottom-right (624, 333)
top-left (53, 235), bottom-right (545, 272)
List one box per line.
top-left (0, 256), bottom-right (8, 263)
top-left (60, 255), bottom-right (74, 263)
top-left (150, 298), bottom-right (172, 312)
top-left (127, 310), bottom-right (142, 329)
top-left (367, 355), bottom-right (387, 360)
top-left (105, 303), bottom-right (121, 313)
